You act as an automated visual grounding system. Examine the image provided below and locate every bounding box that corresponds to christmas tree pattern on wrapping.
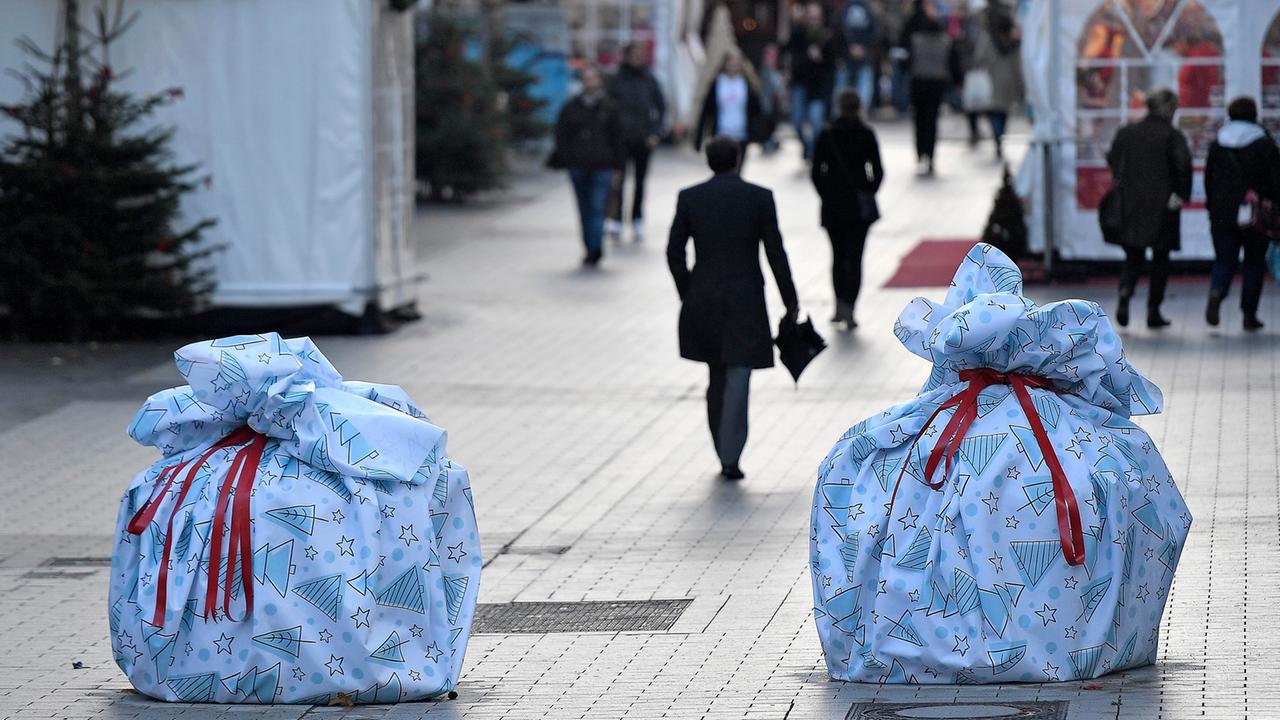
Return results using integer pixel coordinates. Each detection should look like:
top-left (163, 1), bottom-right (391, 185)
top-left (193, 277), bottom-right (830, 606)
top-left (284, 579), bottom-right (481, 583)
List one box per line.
top-left (810, 244), bottom-right (1191, 684)
top-left (109, 334), bottom-right (481, 704)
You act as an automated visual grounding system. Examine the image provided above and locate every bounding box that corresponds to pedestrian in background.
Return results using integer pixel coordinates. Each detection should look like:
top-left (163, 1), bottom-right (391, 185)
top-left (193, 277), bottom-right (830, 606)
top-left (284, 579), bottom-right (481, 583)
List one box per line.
top-left (1205, 95), bottom-right (1280, 331)
top-left (694, 50), bottom-right (765, 170)
top-left (758, 43), bottom-right (787, 154)
top-left (833, 0), bottom-right (880, 112)
top-left (811, 89), bottom-right (884, 330)
top-left (1105, 87), bottom-right (1191, 328)
top-left (786, 2), bottom-right (836, 160)
top-left (906, 4), bottom-right (960, 175)
top-left (969, 7), bottom-right (1023, 160)
top-left (606, 42), bottom-right (666, 244)
top-left (549, 64), bottom-right (624, 267)
top-left (667, 136), bottom-right (800, 481)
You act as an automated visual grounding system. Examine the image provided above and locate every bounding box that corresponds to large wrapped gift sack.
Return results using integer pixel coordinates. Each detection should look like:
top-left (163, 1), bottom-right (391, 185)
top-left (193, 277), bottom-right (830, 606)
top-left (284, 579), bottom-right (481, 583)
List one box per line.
top-left (109, 334), bottom-right (481, 703)
top-left (810, 244), bottom-right (1191, 684)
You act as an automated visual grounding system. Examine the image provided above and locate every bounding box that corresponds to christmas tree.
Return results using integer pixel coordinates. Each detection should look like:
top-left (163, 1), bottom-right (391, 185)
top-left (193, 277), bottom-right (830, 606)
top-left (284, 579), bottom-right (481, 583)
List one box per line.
top-left (981, 164), bottom-right (1029, 259)
top-left (415, 10), bottom-right (505, 201)
top-left (0, 1), bottom-right (216, 339)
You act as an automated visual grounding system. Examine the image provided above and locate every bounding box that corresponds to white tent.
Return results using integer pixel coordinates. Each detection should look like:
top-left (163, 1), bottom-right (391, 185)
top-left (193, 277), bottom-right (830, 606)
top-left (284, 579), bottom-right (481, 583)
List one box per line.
top-left (0, 0), bottom-right (417, 317)
top-left (1020, 0), bottom-right (1280, 263)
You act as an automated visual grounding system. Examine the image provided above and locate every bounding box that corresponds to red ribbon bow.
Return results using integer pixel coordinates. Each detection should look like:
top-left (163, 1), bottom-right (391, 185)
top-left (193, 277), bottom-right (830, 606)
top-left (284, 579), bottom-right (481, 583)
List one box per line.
top-left (127, 427), bottom-right (268, 627)
top-left (888, 368), bottom-right (1086, 566)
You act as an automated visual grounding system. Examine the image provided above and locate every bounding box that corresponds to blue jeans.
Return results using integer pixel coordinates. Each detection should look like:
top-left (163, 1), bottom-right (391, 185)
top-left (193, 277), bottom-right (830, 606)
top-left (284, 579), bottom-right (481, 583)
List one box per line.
top-left (568, 168), bottom-right (612, 256)
top-left (891, 59), bottom-right (910, 114)
top-left (987, 111), bottom-right (1009, 143)
top-left (835, 60), bottom-right (875, 108)
top-left (790, 86), bottom-right (828, 159)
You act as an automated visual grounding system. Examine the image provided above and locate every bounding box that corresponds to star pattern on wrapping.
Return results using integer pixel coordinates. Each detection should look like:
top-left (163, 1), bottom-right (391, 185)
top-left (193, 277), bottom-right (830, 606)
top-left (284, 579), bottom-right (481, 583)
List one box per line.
top-left (952, 635), bottom-right (970, 656)
top-left (325, 654), bottom-right (344, 676)
top-left (318, 629), bottom-right (333, 643)
top-left (399, 525), bottom-right (418, 546)
top-left (908, 589), bottom-right (920, 603)
top-left (408, 669), bottom-right (422, 682)
top-left (350, 607), bottom-right (371, 629)
top-left (410, 625), bottom-right (424, 638)
top-left (1065, 440), bottom-right (1085, 459)
top-left (425, 643), bottom-right (444, 663)
top-left (304, 546), bottom-right (318, 561)
top-left (899, 508), bottom-right (920, 530)
top-left (292, 667), bottom-right (306, 681)
top-left (1035, 603), bottom-right (1057, 625)
top-left (1006, 466), bottom-right (1021, 481)
top-left (982, 492), bottom-right (1000, 513)
top-left (381, 504), bottom-right (396, 519)
top-left (1064, 626), bottom-right (1078, 639)
top-left (337, 536), bottom-right (355, 556)
top-left (332, 510), bottom-right (345, 522)
top-left (1064, 576), bottom-right (1079, 589)
top-left (1042, 661), bottom-right (1060, 681)
top-left (989, 552), bottom-right (1004, 572)
top-left (213, 633), bottom-right (234, 655)
top-left (1005, 516), bottom-right (1020, 529)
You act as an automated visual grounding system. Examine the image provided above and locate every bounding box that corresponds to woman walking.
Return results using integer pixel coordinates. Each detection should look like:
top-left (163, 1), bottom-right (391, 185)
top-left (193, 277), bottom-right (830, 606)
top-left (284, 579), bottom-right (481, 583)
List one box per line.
top-left (811, 89), bottom-right (884, 329)
top-left (694, 50), bottom-right (765, 170)
top-left (970, 8), bottom-right (1024, 160)
top-left (906, 7), bottom-right (960, 175)
top-left (549, 64), bottom-right (624, 267)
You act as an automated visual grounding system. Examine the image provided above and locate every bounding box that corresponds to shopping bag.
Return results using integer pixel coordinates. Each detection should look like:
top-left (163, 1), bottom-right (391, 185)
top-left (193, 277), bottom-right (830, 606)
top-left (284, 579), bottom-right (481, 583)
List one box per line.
top-left (962, 69), bottom-right (993, 112)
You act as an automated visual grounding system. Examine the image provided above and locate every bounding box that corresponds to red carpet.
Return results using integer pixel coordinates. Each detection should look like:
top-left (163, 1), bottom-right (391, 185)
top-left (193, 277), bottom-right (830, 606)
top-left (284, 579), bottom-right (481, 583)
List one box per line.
top-left (883, 239), bottom-right (978, 288)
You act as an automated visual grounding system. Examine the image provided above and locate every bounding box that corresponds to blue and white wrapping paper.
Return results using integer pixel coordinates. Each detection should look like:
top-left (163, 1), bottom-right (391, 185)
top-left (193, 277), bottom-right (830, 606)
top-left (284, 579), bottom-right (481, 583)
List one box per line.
top-left (810, 244), bottom-right (1191, 684)
top-left (109, 334), bottom-right (481, 703)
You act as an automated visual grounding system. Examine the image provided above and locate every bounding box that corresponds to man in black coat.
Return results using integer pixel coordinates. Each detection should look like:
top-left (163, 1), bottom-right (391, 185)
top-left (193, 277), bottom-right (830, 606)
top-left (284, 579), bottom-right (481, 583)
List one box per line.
top-left (1105, 87), bottom-right (1192, 328)
top-left (667, 136), bottom-right (800, 480)
top-left (1204, 95), bottom-right (1280, 331)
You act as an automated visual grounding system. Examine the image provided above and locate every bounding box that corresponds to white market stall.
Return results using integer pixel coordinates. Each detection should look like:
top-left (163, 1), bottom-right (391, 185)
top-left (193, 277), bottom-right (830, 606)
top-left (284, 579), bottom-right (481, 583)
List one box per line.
top-left (0, 0), bottom-right (418, 319)
top-left (1021, 0), bottom-right (1280, 262)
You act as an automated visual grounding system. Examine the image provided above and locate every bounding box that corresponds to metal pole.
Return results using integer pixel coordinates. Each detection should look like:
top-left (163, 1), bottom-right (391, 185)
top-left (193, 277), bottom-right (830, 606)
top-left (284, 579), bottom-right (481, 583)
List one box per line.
top-left (1043, 0), bottom-right (1062, 279)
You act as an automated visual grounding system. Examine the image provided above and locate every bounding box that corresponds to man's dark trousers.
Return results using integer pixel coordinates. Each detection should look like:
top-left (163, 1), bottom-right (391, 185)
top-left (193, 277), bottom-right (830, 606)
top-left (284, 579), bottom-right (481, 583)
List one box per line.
top-left (707, 364), bottom-right (751, 468)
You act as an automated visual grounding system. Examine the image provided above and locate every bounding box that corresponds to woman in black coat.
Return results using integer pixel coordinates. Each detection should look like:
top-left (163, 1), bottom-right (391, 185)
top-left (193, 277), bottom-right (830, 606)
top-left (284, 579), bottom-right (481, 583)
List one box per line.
top-left (811, 89), bottom-right (884, 329)
top-left (1105, 87), bottom-right (1192, 328)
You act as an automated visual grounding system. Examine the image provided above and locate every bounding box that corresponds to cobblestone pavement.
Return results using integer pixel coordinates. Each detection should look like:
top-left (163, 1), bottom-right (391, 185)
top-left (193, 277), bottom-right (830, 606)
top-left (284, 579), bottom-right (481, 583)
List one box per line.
top-left (2, 117), bottom-right (1276, 719)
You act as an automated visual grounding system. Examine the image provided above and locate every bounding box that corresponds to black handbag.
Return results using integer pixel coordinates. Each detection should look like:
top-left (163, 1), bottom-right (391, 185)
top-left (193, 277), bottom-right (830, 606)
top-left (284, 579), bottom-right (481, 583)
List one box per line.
top-left (1098, 153), bottom-right (1125, 245)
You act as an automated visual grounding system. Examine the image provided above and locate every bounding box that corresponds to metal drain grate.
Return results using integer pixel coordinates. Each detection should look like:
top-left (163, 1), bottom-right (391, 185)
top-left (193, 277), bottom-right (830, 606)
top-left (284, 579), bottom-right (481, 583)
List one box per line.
top-left (22, 557), bottom-right (112, 580)
top-left (474, 599), bottom-right (692, 634)
top-left (847, 701), bottom-right (1068, 720)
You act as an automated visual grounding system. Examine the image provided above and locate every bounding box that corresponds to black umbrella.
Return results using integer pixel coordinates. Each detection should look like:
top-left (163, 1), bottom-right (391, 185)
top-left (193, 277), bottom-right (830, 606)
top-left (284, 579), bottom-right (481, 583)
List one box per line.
top-left (774, 314), bottom-right (826, 384)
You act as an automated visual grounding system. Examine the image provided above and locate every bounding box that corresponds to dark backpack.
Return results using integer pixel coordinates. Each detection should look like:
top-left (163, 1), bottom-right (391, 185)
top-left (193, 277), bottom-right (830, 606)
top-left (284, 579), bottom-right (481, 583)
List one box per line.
top-left (911, 32), bottom-right (953, 82)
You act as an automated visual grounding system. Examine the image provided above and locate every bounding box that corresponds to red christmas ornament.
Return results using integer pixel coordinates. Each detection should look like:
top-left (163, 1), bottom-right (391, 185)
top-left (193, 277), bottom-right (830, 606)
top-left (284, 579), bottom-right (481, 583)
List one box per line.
top-left (99, 65), bottom-right (114, 81)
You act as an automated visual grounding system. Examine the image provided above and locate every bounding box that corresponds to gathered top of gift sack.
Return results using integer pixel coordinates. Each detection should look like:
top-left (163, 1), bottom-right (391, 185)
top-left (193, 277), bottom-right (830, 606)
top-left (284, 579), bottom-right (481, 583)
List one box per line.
top-left (111, 333), bottom-right (480, 704)
top-left (893, 243), bottom-right (1163, 418)
top-left (810, 243), bottom-right (1190, 685)
top-left (129, 333), bottom-right (446, 482)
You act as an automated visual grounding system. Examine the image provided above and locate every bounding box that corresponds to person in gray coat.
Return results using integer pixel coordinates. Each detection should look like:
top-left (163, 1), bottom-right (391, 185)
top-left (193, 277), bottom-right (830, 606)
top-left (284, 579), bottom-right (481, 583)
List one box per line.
top-left (970, 9), bottom-right (1024, 159)
top-left (1105, 87), bottom-right (1192, 329)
